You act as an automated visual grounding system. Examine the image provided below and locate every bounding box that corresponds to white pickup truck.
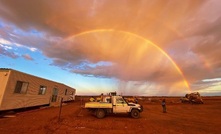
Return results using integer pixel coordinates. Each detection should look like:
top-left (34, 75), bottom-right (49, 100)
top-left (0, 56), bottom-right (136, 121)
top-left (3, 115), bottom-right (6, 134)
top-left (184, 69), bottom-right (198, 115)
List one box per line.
top-left (85, 95), bottom-right (143, 119)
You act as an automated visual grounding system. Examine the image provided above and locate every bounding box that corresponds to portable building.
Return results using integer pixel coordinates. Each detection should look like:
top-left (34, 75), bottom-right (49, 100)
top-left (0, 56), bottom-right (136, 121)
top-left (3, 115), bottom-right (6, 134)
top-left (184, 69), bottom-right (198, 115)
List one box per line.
top-left (0, 68), bottom-right (76, 111)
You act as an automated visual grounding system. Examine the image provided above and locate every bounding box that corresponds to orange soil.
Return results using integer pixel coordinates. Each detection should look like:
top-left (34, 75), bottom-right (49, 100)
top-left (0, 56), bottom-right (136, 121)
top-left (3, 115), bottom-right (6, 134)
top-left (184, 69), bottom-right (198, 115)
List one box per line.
top-left (0, 96), bottom-right (221, 134)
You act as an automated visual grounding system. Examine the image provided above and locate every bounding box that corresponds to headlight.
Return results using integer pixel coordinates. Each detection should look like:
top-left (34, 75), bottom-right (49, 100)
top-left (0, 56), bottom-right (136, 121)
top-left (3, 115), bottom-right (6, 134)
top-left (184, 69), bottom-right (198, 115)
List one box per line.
top-left (139, 105), bottom-right (143, 112)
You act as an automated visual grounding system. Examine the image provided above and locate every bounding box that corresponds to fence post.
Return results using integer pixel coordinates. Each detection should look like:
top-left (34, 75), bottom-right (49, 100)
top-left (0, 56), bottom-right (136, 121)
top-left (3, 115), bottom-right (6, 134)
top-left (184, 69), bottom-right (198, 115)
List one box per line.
top-left (58, 98), bottom-right (63, 122)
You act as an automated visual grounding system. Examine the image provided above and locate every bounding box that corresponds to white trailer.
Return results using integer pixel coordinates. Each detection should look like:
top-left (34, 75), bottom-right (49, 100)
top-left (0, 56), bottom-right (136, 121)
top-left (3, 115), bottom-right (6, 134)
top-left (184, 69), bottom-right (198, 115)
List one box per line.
top-left (0, 68), bottom-right (76, 112)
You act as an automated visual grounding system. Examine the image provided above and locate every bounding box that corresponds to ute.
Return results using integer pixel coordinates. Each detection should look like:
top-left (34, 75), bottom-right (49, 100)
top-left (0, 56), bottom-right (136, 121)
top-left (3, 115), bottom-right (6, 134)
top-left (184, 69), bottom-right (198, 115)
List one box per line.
top-left (85, 93), bottom-right (143, 119)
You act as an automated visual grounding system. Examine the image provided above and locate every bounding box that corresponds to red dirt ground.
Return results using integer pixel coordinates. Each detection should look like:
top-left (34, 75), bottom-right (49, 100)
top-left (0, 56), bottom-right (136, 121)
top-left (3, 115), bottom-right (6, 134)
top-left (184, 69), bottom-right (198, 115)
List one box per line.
top-left (0, 96), bottom-right (221, 134)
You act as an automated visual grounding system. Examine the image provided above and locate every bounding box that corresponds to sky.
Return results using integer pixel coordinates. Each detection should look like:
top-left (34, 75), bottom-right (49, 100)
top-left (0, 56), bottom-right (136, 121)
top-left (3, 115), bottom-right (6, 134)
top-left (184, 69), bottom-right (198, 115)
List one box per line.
top-left (0, 0), bottom-right (221, 96)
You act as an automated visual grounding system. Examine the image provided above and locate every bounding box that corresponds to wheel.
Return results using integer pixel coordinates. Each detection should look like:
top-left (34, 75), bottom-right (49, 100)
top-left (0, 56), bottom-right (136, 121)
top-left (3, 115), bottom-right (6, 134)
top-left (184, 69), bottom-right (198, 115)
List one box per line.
top-left (131, 109), bottom-right (140, 118)
top-left (96, 109), bottom-right (106, 119)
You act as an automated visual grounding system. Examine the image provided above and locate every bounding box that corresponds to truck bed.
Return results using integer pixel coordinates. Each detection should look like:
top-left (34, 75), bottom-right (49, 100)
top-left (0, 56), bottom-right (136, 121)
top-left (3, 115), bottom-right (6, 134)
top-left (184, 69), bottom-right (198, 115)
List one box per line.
top-left (85, 102), bottom-right (113, 108)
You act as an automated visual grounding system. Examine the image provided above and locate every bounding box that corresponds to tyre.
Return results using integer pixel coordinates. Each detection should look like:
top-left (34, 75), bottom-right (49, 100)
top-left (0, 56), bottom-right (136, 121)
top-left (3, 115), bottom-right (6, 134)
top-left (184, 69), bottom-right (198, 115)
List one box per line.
top-left (96, 109), bottom-right (106, 119)
top-left (131, 109), bottom-right (140, 118)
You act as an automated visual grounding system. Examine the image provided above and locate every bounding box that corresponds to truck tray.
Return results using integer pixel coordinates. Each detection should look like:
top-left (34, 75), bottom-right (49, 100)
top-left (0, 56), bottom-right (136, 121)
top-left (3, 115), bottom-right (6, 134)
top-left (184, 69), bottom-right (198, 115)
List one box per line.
top-left (85, 102), bottom-right (113, 108)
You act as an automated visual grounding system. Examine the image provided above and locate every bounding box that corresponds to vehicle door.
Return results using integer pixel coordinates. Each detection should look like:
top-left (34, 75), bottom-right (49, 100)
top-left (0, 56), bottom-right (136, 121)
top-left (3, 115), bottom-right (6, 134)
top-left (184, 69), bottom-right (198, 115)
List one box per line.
top-left (113, 97), bottom-right (130, 113)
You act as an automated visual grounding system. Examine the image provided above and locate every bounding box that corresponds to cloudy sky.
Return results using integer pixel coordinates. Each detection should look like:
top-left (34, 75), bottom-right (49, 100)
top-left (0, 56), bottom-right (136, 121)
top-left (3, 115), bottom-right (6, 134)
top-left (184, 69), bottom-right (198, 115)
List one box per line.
top-left (1, 0), bottom-right (221, 96)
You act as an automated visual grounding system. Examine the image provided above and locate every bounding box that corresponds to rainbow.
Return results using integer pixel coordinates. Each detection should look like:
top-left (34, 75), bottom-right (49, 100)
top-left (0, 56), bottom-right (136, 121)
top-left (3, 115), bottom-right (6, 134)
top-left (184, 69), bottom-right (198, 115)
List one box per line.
top-left (67, 29), bottom-right (190, 91)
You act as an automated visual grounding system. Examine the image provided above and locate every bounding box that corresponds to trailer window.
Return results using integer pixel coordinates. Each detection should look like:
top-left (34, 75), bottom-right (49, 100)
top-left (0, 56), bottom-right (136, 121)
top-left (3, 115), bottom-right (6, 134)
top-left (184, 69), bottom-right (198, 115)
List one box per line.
top-left (14, 81), bottom-right (29, 94)
top-left (39, 85), bottom-right (47, 95)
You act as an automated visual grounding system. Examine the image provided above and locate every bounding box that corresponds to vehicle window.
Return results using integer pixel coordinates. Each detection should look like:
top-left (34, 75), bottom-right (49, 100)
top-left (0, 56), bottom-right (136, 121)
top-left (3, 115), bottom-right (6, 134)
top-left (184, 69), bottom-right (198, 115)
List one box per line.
top-left (116, 98), bottom-right (126, 104)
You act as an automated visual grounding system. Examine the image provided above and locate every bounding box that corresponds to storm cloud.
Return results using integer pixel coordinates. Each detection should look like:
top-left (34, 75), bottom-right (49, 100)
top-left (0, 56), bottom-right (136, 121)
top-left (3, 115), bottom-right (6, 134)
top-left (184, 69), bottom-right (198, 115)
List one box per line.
top-left (1, 0), bottom-right (221, 95)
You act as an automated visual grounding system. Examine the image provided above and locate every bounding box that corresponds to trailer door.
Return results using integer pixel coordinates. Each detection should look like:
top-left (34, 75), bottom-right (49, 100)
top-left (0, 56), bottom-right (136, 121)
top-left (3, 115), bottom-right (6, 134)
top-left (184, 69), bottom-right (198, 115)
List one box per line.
top-left (51, 88), bottom-right (58, 102)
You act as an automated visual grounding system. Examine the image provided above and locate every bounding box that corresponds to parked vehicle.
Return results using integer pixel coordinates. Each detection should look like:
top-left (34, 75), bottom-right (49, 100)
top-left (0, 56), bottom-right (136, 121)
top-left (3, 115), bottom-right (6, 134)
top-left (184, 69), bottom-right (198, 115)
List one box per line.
top-left (180, 92), bottom-right (203, 104)
top-left (85, 93), bottom-right (143, 119)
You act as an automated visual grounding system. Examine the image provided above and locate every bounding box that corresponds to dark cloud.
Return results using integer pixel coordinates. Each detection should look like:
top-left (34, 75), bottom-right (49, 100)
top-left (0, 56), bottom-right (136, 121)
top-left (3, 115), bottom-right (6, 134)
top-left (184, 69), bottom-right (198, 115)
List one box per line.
top-left (0, 0), bottom-right (64, 36)
top-left (1, 0), bottom-right (221, 95)
top-left (192, 38), bottom-right (221, 68)
top-left (0, 45), bottom-right (18, 58)
top-left (22, 54), bottom-right (34, 61)
top-left (0, 19), bottom-right (55, 52)
top-left (191, 79), bottom-right (221, 96)
top-left (187, 17), bottom-right (221, 77)
top-left (0, 0), bottom-right (203, 39)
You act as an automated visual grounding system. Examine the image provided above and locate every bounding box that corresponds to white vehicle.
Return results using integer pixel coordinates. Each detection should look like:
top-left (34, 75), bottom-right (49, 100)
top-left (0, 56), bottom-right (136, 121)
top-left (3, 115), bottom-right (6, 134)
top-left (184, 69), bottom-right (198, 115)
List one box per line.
top-left (85, 95), bottom-right (143, 119)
